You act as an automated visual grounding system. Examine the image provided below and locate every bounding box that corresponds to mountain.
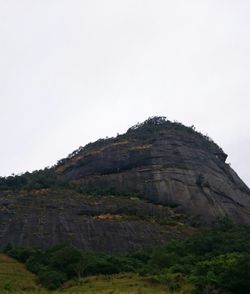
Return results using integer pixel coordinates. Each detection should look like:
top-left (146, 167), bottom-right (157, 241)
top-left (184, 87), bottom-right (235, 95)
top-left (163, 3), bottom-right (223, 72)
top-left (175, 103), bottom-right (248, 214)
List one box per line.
top-left (0, 116), bottom-right (249, 252)
top-left (56, 117), bottom-right (250, 225)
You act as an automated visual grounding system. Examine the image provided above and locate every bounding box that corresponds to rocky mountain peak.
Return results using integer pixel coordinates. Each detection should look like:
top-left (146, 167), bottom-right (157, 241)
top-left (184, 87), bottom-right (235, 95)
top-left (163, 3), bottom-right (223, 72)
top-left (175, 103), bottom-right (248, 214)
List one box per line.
top-left (55, 117), bottom-right (250, 225)
top-left (0, 117), bottom-right (249, 252)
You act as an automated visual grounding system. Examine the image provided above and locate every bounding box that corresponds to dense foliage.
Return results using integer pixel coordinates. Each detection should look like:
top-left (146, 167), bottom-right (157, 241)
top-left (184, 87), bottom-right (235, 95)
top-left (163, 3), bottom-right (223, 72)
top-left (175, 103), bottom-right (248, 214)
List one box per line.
top-left (0, 168), bottom-right (73, 191)
top-left (0, 169), bottom-right (141, 199)
top-left (5, 245), bottom-right (141, 290)
top-left (5, 220), bottom-right (250, 293)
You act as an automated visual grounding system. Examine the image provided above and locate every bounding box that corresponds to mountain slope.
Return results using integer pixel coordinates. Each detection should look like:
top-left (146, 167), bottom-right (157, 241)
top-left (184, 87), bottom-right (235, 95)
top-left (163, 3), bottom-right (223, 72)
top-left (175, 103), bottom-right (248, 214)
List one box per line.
top-left (56, 117), bottom-right (250, 225)
top-left (0, 189), bottom-right (193, 252)
top-left (0, 116), bottom-right (249, 252)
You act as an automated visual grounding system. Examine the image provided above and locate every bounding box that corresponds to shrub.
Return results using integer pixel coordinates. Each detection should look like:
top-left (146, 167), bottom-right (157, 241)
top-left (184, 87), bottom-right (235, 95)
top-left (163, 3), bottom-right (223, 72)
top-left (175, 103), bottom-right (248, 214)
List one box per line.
top-left (38, 270), bottom-right (67, 290)
top-left (48, 246), bottom-right (83, 277)
top-left (191, 253), bottom-right (250, 293)
top-left (8, 247), bottom-right (35, 263)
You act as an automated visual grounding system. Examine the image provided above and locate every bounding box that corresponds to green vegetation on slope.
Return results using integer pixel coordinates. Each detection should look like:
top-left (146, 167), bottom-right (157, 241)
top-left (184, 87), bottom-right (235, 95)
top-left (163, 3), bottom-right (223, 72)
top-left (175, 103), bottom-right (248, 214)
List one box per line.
top-left (0, 253), bottom-right (39, 292)
top-left (62, 273), bottom-right (180, 294)
top-left (0, 169), bottom-right (142, 198)
top-left (0, 253), bottom-right (190, 294)
top-left (0, 273), bottom-right (191, 294)
top-left (4, 219), bottom-right (250, 293)
top-left (0, 167), bottom-right (80, 192)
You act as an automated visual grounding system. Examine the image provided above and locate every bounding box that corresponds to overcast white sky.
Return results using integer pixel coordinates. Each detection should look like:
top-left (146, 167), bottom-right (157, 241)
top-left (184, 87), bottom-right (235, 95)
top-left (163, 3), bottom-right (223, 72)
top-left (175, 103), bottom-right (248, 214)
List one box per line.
top-left (0, 0), bottom-right (250, 186)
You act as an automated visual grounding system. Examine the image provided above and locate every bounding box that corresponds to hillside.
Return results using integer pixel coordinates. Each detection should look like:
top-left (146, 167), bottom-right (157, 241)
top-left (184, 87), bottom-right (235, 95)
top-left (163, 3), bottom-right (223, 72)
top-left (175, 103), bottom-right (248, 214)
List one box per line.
top-left (0, 253), bottom-right (189, 293)
top-left (0, 253), bottom-right (38, 292)
top-left (0, 188), bottom-right (193, 252)
top-left (56, 116), bottom-right (250, 224)
top-left (0, 116), bottom-right (249, 253)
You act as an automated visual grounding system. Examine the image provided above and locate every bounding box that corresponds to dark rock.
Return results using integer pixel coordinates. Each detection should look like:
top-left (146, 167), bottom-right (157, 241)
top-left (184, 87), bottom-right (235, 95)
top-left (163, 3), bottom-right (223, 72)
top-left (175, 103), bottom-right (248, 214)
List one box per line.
top-left (1, 117), bottom-right (249, 252)
top-left (56, 118), bottom-right (250, 225)
top-left (0, 190), bottom-right (192, 252)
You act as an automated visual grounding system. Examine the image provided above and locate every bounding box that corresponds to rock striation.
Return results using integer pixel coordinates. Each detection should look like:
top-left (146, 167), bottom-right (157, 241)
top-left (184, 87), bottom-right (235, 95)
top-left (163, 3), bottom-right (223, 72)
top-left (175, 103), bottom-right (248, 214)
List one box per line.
top-left (0, 117), bottom-right (249, 252)
top-left (0, 189), bottom-right (192, 252)
top-left (56, 117), bottom-right (250, 225)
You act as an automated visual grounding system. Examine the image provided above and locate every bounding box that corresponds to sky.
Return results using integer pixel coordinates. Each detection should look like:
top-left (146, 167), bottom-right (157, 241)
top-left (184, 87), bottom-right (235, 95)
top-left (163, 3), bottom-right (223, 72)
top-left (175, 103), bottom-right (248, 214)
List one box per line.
top-left (0, 0), bottom-right (250, 186)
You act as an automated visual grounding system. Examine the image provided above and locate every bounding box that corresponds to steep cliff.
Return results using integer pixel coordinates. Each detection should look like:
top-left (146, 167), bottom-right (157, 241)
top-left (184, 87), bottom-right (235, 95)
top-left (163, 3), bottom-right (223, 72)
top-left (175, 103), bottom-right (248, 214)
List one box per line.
top-left (56, 117), bottom-right (250, 225)
top-left (0, 117), bottom-right (249, 252)
top-left (0, 189), bottom-right (192, 252)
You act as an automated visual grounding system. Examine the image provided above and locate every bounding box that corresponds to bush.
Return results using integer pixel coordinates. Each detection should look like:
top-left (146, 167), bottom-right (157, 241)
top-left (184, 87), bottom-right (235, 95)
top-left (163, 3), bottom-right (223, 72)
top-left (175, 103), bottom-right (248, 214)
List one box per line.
top-left (154, 272), bottom-right (185, 292)
top-left (221, 254), bottom-right (250, 293)
top-left (38, 270), bottom-right (67, 290)
top-left (191, 253), bottom-right (250, 293)
top-left (26, 253), bottom-right (49, 274)
top-left (49, 246), bottom-right (83, 277)
top-left (150, 250), bottom-right (179, 268)
top-left (8, 247), bottom-right (35, 263)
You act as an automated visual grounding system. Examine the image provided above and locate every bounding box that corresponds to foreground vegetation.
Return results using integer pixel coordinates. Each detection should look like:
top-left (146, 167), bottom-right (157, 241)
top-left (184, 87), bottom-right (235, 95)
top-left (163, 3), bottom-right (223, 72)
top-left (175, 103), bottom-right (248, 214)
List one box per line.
top-left (0, 254), bottom-right (39, 292)
top-left (0, 254), bottom-right (188, 293)
top-left (3, 219), bottom-right (250, 293)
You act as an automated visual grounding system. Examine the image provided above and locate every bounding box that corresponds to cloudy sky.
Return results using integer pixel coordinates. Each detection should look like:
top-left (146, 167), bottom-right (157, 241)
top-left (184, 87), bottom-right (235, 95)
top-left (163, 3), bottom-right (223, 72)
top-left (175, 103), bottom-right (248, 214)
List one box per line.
top-left (0, 0), bottom-right (250, 186)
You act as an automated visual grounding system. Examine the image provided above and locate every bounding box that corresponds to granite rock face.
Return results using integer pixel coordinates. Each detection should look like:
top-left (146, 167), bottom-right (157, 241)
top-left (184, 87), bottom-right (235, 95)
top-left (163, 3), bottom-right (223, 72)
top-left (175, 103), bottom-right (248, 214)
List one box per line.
top-left (1, 117), bottom-right (249, 252)
top-left (57, 118), bottom-right (250, 224)
top-left (0, 189), bottom-right (192, 252)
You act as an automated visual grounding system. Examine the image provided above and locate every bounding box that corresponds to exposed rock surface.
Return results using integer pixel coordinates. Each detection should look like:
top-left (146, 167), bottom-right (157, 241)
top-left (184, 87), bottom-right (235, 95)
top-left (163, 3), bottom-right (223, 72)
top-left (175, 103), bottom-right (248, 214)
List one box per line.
top-left (56, 117), bottom-right (250, 225)
top-left (1, 117), bottom-right (249, 252)
top-left (0, 189), bottom-right (192, 252)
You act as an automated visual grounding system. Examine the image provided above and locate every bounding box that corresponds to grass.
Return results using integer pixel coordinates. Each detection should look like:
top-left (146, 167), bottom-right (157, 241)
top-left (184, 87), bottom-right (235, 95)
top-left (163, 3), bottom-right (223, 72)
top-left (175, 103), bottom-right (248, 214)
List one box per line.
top-left (0, 274), bottom-right (193, 294)
top-left (0, 254), bottom-right (39, 292)
top-left (61, 273), bottom-right (170, 294)
top-left (0, 254), bottom-right (192, 294)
